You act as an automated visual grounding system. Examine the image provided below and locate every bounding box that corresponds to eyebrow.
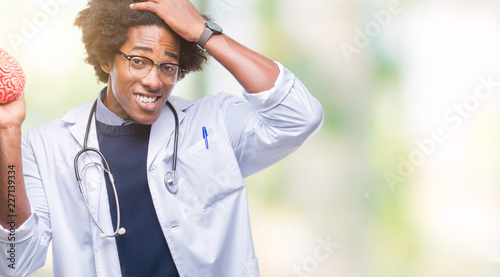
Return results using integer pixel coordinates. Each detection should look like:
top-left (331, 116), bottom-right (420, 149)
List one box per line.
top-left (130, 46), bottom-right (179, 61)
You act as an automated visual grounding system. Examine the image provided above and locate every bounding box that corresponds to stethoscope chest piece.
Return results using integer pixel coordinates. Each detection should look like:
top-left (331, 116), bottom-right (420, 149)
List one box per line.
top-left (164, 171), bottom-right (178, 194)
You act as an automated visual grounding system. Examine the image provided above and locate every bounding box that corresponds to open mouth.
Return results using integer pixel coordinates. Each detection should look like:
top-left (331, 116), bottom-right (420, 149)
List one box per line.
top-left (135, 94), bottom-right (159, 104)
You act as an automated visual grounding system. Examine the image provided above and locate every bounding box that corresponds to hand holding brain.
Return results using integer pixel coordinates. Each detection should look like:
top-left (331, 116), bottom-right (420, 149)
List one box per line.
top-left (0, 48), bottom-right (26, 104)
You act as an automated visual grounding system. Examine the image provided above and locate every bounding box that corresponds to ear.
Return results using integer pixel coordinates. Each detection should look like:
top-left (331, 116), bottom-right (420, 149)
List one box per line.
top-left (100, 60), bottom-right (112, 74)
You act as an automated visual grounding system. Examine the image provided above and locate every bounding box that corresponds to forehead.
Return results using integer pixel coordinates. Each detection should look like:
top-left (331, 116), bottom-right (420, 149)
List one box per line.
top-left (122, 25), bottom-right (181, 59)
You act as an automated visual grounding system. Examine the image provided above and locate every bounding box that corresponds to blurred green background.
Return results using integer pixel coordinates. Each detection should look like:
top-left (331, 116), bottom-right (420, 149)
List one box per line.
top-left (2, 0), bottom-right (500, 276)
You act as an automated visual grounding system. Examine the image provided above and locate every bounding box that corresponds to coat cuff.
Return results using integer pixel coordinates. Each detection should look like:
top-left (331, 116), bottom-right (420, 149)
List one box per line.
top-left (0, 212), bottom-right (38, 243)
top-left (243, 62), bottom-right (294, 112)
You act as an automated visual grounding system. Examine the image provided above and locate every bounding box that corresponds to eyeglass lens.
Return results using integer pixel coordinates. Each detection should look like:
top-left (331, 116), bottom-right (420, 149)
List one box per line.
top-left (128, 56), bottom-right (180, 84)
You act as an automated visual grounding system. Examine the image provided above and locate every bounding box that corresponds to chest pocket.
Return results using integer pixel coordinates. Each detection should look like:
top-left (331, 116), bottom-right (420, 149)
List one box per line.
top-left (177, 132), bottom-right (244, 212)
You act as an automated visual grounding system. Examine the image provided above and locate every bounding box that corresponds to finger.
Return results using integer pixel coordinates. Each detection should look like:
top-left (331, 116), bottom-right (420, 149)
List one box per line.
top-left (134, 0), bottom-right (159, 3)
top-left (129, 1), bottom-right (158, 11)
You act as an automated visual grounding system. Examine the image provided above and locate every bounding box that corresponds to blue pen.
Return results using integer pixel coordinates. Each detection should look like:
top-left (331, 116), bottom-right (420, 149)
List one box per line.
top-left (202, 126), bottom-right (209, 149)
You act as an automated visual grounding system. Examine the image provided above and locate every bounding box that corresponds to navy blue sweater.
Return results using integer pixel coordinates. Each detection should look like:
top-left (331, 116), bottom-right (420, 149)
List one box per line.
top-left (96, 121), bottom-right (179, 277)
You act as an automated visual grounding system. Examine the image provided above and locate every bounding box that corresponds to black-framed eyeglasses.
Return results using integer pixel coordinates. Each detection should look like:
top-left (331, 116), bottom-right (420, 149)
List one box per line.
top-left (117, 50), bottom-right (186, 84)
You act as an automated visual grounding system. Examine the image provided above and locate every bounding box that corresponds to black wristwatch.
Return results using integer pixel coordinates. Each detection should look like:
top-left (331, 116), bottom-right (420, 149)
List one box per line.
top-left (197, 21), bottom-right (223, 51)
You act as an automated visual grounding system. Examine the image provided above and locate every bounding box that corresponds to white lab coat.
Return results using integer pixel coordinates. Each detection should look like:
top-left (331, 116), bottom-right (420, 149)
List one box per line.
top-left (0, 63), bottom-right (323, 277)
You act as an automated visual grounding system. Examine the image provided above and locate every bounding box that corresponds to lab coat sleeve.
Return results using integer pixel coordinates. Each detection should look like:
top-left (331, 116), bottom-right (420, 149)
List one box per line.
top-left (226, 62), bottom-right (324, 177)
top-left (0, 135), bottom-right (52, 277)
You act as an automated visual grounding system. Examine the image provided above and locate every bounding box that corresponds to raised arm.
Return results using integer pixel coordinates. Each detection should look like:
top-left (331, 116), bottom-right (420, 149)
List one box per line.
top-left (0, 94), bottom-right (31, 229)
top-left (130, 0), bottom-right (280, 94)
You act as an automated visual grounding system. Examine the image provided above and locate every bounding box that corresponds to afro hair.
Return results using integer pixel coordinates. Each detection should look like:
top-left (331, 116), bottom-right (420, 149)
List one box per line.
top-left (74, 0), bottom-right (207, 83)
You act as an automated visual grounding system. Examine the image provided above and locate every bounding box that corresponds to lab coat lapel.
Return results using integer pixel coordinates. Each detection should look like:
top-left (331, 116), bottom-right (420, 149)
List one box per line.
top-left (64, 101), bottom-right (100, 149)
top-left (148, 96), bottom-right (192, 168)
top-left (63, 101), bottom-right (122, 274)
top-left (64, 100), bottom-right (106, 230)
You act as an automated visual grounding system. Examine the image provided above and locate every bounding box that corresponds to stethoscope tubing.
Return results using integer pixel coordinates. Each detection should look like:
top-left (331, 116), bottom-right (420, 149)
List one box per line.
top-left (165, 101), bottom-right (178, 175)
top-left (73, 99), bottom-right (179, 239)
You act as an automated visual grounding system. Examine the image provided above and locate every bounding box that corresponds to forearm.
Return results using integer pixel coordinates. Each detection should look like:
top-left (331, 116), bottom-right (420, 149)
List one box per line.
top-left (0, 125), bottom-right (31, 229)
top-left (129, 0), bottom-right (280, 93)
top-left (204, 34), bottom-right (280, 94)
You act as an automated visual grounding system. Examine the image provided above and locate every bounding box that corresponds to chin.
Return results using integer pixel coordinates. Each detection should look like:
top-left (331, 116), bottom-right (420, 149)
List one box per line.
top-left (133, 113), bottom-right (161, 125)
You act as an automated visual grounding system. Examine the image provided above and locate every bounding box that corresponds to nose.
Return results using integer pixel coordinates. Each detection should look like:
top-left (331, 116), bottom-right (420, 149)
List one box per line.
top-left (140, 65), bottom-right (163, 90)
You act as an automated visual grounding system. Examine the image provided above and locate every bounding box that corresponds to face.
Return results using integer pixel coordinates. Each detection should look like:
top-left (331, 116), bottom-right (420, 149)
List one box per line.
top-left (100, 25), bottom-right (181, 125)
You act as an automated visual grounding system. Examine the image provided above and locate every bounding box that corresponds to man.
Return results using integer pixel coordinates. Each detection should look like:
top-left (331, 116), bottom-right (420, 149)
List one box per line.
top-left (0, 0), bottom-right (323, 276)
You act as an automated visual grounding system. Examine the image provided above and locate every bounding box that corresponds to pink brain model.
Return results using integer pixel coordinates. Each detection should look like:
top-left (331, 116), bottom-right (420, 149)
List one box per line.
top-left (0, 49), bottom-right (26, 104)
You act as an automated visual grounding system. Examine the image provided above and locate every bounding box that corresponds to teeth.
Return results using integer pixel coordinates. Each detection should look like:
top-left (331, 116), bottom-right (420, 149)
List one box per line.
top-left (135, 94), bottom-right (158, 104)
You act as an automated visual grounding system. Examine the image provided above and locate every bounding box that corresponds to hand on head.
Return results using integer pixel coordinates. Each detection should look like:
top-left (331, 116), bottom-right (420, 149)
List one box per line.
top-left (130, 0), bottom-right (206, 43)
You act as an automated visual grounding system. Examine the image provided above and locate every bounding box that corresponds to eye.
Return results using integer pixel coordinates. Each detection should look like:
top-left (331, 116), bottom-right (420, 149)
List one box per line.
top-left (160, 64), bottom-right (177, 75)
top-left (130, 57), bottom-right (147, 67)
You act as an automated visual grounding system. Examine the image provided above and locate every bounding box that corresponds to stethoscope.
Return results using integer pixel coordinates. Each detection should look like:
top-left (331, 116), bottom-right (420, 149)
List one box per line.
top-left (73, 99), bottom-right (179, 239)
